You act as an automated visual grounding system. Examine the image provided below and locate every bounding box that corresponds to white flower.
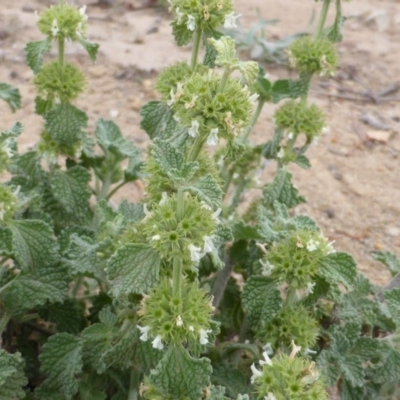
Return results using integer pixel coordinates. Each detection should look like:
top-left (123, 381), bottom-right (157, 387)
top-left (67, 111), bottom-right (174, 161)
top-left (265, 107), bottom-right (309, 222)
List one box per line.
top-left (327, 240), bottom-right (335, 254)
top-left (305, 281), bottom-right (315, 296)
top-left (1, 138), bottom-right (14, 158)
top-left (189, 325), bottom-right (194, 331)
top-left (290, 340), bottom-right (302, 359)
top-left (188, 243), bottom-right (203, 262)
top-left (173, 114), bottom-right (181, 123)
top-left (322, 125), bottom-right (329, 134)
top-left (137, 325), bottom-right (151, 341)
top-left (287, 132), bottom-right (294, 140)
top-left (249, 93), bottom-right (259, 106)
top-left (51, 19), bottom-right (59, 37)
top-left (176, 7), bottom-right (184, 24)
top-left (159, 192), bottom-right (168, 206)
top-left (304, 348), bottom-right (317, 356)
top-left (141, 204), bottom-right (152, 223)
top-left (186, 14), bottom-right (196, 31)
top-left (76, 22), bottom-right (82, 37)
top-left (79, 5), bottom-right (88, 21)
top-left (277, 147), bottom-right (284, 159)
top-left (306, 239), bottom-right (318, 252)
top-left (176, 315), bottom-right (183, 327)
top-left (250, 363), bottom-right (262, 383)
top-left (203, 236), bottom-right (214, 253)
top-left (152, 235), bottom-right (161, 241)
top-left (223, 12), bottom-right (241, 29)
top-left (199, 328), bottom-right (212, 345)
top-left (188, 120), bottom-right (200, 138)
top-left (152, 335), bottom-right (164, 350)
top-left (167, 89), bottom-right (175, 106)
top-left (259, 351), bottom-right (273, 367)
top-left (185, 95), bottom-right (198, 109)
top-left (200, 201), bottom-right (212, 211)
top-left (232, 172), bottom-right (239, 180)
top-left (262, 342), bottom-right (274, 355)
top-left (211, 207), bottom-right (221, 222)
top-left (260, 260), bottom-right (275, 277)
top-left (207, 128), bottom-right (219, 146)
top-left (265, 393), bottom-right (277, 400)
top-left (0, 202), bottom-right (5, 221)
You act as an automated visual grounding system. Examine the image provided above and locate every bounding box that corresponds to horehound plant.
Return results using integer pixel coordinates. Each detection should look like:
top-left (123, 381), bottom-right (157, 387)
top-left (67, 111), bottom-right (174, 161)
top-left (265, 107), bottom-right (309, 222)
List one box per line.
top-left (1, 0), bottom-right (400, 399)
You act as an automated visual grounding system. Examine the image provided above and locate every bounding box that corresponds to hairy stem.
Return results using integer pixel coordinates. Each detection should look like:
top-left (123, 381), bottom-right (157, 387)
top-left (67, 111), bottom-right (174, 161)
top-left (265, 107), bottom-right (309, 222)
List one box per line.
top-left (106, 180), bottom-right (128, 200)
top-left (127, 368), bottom-right (140, 400)
top-left (0, 312), bottom-right (10, 336)
top-left (172, 257), bottom-right (183, 297)
top-left (98, 174), bottom-right (112, 200)
top-left (240, 99), bottom-right (265, 143)
top-left (187, 134), bottom-right (205, 162)
top-left (227, 177), bottom-right (248, 216)
top-left (218, 67), bottom-right (231, 93)
top-left (58, 37), bottom-right (65, 67)
top-left (212, 255), bottom-right (234, 309)
top-left (191, 29), bottom-right (203, 69)
top-left (315, 0), bottom-right (331, 39)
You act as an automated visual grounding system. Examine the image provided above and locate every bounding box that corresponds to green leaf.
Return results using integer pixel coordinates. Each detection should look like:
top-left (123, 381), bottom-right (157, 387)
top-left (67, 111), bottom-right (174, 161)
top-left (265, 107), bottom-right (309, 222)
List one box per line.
top-left (8, 151), bottom-right (43, 185)
top-left (25, 39), bottom-right (52, 73)
top-left (118, 200), bottom-right (144, 223)
top-left (372, 251), bottom-right (400, 276)
top-left (385, 288), bottom-right (400, 327)
top-left (95, 119), bottom-right (140, 159)
top-left (171, 21), bottom-right (193, 46)
top-left (324, 0), bottom-right (345, 43)
top-left (208, 385), bottom-right (229, 400)
top-left (0, 227), bottom-right (12, 256)
top-left (35, 96), bottom-right (53, 116)
top-left (271, 79), bottom-right (291, 103)
top-left (78, 38), bottom-right (99, 62)
top-left (256, 75), bottom-right (272, 102)
top-left (151, 139), bottom-right (184, 172)
top-left (0, 83), bottom-right (21, 112)
top-left (293, 153), bottom-right (311, 169)
top-left (319, 252), bottom-right (357, 290)
top-left (10, 220), bottom-right (58, 270)
top-left (140, 101), bottom-right (187, 144)
top-left (242, 276), bottom-right (282, 329)
top-left (212, 364), bottom-right (251, 398)
top-left (106, 244), bottom-right (160, 297)
top-left (262, 128), bottom-right (284, 160)
top-left (3, 263), bottom-right (68, 312)
top-left (263, 168), bottom-right (305, 209)
top-left (182, 174), bottom-right (223, 209)
top-left (232, 220), bottom-right (263, 241)
top-left (150, 344), bottom-right (212, 400)
top-left (37, 333), bottom-right (83, 399)
top-left (50, 166), bottom-right (92, 223)
top-left (45, 103), bottom-right (88, 147)
top-left (0, 350), bottom-right (27, 400)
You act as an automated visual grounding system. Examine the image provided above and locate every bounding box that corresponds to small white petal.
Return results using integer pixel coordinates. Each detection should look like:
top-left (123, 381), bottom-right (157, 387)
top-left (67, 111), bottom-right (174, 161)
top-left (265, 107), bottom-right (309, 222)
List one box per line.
top-left (287, 132), bottom-right (294, 140)
top-left (51, 19), bottom-right (59, 37)
top-left (262, 342), bottom-right (274, 355)
top-left (223, 12), bottom-right (241, 29)
top-left (305, 281), bottom-right (315, 295)
top-left (249, 93), bottom-right (259, 106)
top-left (250, 363), bottom-right (262, 384)
top-left (203, 236), bottom-right (214, 253)
top-left (265, 393), bottom-right (277, 400)
top-left (152, 335), bottom-right (164, 350)
top-left (306, 239), bottom-right (318, 252)
top-left (260, 351), bottom-right (273, 367)
top-left (276, 147), bottom-right (284, 159)
top-left (187, 14), bottom-right (196, 31)
top-left (290, 340), bottom-right (302, 359)
top-left (260, 260), bottom-right (275, 277)
top-left (152, 235), bottom-right (161, 241)
top-left (304, 348), bottom-right (317, 356)
top-left (141, 204), bottom-right (152, 223)
top-left (176, 7), bottom-right (184, 24)
top-left (176, 315), bottom-right (183, 327)
top-left (79, 5), bottom-right (88, 20)
top-left (188, 120), bottom-right (200, 138)
top-left (201, 201), bottom-right (212, 211)
top-left (137, 325), bottom-right (151, 341)
top-left (189, 325), bottom-right (194, 331)
top-left (211, 207), bottom-right (221, 222)
top-left (199, 328), bottom-right (212, 345)
top-left (188, 244), bottom-right (203, 262)
top-left (207, 128), bottom-right (219, 146)
top-left (159, 192), bottom-right (168, 206)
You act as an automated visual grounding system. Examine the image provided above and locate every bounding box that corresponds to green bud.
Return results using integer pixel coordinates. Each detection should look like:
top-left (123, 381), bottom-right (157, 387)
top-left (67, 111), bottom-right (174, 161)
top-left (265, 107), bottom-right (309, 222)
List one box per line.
top-left (260, 305), bottom-right (320, 351)
top-left (142, 192), bottom-right (218, 265)
top-left (252, 351), bottom-right (328, 400)
top-left (37, 3), bottom-right (88, 41)
top-left (0, 185), bottom-right (18, 225)
top-left (288, 36), bottom-right (338, 77)
top-left (263, 230), bottom-right (333, 289)
top-left (34, 61), bottom-right (87, 103)
top-left (274, 100), bottom-right (326, 143)
top-left (138, 277), bottom-right (216, 350)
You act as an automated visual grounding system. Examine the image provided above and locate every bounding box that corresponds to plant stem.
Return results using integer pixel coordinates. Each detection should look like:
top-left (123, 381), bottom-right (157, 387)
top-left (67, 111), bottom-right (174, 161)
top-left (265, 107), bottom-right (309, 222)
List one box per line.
top-left (227, 177), bottom-right (247, 216)
top-left (218, 67), bottom-right (231, 92)
top-left (315, 0), bottom-right (331, 39)
top-left (211, 255), bottom-right (234, 309)
top-left (172, 257), bottom-right (183, 297)
top-left (191, 29), bottom-right (202, 69)
top-left (240, 99), bottom-right (265, 143)
top-left (0, 312), bottom-right (10, 336)
top-left (238, 315), bottom-right (250, 343)
top-left (127, 369), bottom-right (140, 400)
top-left (106, 180), bottom-right (128, 200)
top-left (286, 287), bottom-right (299, 306)
top-left (72, 276), bottom-right (84, 297)
top-left (187, 134), bottom-right (205, 162)
top-left (222, 168), bottom-right (234, 197)
top-left (98, 175), bottom-right (112, 200)
top-left (58, 37), bottom-right (65, 67)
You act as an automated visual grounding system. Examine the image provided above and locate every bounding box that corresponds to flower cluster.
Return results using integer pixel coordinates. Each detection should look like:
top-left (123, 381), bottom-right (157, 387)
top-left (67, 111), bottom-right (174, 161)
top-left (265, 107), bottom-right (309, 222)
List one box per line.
top-left (37, 3), bottom-right (88, 41)
top-left (261, 230), bottom-right (334, 289)
top-left (34, 61), bottom-right (87, 103)
top-left (168, 0), bottom-right (237, 45)
top-left (274, 100), bottom-right (326, 144)
top-left (137, 277), bottom-right (216, 350)
top-left (251, 344), bottom-right (327, 400)
top-left (0, 185), bottom-right (18, 225)
top-left (0, 137), bottom-right (16, 173)
top-left (288, 36), bottom-right (338, 77)
top-left (171, 70), bottom-right (254, 146)
top-left (141, 192), bottom-right (220, 264)
top-left (260, 305), bottom-right (320, 351)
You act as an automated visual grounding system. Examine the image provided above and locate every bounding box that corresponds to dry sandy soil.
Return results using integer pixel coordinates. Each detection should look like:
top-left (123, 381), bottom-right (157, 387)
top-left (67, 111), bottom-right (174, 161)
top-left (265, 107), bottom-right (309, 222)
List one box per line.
top-left (0, 0), bottom-right (399, 286)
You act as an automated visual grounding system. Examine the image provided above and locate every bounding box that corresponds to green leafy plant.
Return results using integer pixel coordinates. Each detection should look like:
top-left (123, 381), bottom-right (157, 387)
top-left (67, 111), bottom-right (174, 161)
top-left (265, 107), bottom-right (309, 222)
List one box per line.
top-left (1, 0), bottom-right (400, 399)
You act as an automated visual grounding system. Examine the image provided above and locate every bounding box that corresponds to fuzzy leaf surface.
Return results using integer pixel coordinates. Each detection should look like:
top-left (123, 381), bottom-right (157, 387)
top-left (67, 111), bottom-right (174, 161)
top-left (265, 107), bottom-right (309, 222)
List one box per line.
top-left (0, 227), bottom-right (12, 256)
top-left (0, 83), bottom-right (21, 112)
top-left (37, 333), bottom-right (83, 399)
top-left (45, 103), bottom-right (88, 147)
top-left (78, 38), bottom-right (99, 62)
top-left (0, 351), bottom-right (27, 400)
top-left (182, 174), bottom-right (223, 209)
top-left (263, 168), bottom-right (305, 208)
top-left (106, 244), bottom-right (160, 297)
top-left (319, 252), bottom-right (357, 290)
top-left (212, 364), bottom-right (252, 398)
top-left (385, 288), bottom-right (400, 327)
top-left (50, 166), bottom-right (91, 223)
top-left (372, 250), bottom-right (400, 275)
top-left (242, 276), bottom-right (282, 329)
top-left (10, 220), bottom-right (58, 269)
top-left (150, 344), bottom-right (212, 400)
top-left (25, 38), bottom-right (51, 73)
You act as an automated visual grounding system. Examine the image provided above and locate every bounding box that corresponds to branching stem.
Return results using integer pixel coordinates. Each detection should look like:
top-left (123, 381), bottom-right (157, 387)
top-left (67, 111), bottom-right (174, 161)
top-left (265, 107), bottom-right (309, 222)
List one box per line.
top-left (191, 29), bottom-right (203, 69)
top-left (315, 0), bottom-right (331, 39)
